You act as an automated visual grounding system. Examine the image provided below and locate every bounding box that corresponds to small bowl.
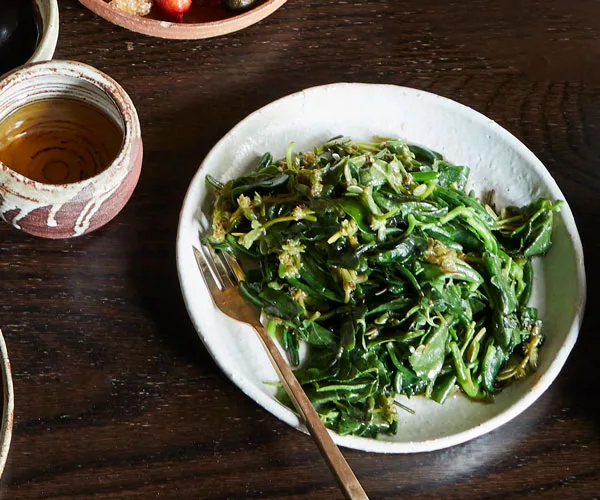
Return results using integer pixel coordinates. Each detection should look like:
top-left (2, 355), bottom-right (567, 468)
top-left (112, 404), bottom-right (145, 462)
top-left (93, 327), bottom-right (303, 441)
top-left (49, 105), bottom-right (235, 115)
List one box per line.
top-left (0, 60), bottom-right (143, 239)
top-left (79, 0), bottom-right (287, 40)
top-left (29, 0), bottom-right (60, 64)
top-left (0, 0), bottom-right (59, 78)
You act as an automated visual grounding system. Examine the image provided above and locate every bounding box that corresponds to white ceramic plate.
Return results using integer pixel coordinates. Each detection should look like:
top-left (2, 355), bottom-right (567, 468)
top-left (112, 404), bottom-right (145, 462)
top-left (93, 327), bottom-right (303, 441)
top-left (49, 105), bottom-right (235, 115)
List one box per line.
top-left (176, 83), bottom-right (586, 453)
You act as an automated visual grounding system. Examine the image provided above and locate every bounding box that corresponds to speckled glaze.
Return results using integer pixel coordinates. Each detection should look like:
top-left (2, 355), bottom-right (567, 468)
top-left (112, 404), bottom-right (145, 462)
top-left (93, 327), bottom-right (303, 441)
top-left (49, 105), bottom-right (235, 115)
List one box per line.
top-left (177, 83), bottom-right (586, 453)
top-left (0, 60), bottom-right (143, 239)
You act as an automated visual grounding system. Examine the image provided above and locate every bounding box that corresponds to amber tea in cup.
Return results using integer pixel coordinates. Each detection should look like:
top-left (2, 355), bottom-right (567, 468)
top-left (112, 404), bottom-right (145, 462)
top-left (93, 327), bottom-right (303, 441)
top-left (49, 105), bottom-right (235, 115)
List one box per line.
top-left (0, 97), bottom-right (123, 184)
top-left (0, 60), bottom-right (142, 239)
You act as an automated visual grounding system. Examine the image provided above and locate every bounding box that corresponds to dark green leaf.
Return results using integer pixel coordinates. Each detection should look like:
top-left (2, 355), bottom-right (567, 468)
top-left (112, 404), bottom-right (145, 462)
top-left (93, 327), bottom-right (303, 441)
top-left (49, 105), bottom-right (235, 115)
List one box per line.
top-left (481, 341), bottom-right (505, 393)
top-left (408, 322), bottom-right (449, 379)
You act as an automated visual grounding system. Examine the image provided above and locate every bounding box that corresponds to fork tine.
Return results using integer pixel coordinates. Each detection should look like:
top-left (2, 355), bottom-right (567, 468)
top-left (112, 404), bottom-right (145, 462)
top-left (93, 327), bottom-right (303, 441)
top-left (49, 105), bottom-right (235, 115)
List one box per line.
top-left (193, 246), bottom-right (223, 293)
top-left (206, 244), bottom-right (236, 288)
top-left (222, 252), bottom-right (246, 282)
top-left (216, 250), bottom-right (238, 284)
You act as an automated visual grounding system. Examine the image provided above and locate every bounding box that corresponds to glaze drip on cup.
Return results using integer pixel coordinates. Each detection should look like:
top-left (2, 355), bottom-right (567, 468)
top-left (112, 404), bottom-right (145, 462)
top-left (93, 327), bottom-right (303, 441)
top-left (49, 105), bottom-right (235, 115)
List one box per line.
top-left (0, 98), bottom-right (123, 184)
top-left (0, 60), bottom-right (143, 239)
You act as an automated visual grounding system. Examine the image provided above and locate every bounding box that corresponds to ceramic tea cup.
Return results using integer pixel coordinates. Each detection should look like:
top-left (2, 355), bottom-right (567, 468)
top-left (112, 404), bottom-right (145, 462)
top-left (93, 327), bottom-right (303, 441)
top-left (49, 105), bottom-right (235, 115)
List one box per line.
top-left (0, 60), bottom-right (143, 239)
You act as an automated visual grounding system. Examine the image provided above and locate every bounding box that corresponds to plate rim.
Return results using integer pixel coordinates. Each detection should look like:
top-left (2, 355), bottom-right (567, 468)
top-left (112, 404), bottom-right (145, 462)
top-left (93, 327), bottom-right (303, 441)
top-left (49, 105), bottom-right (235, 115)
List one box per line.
top-left (79, 0), bottom-right (288, 40)
top-left (176, 82), bottom-right (587, 453)
top-left (0, 329), bottom-right (14, 474)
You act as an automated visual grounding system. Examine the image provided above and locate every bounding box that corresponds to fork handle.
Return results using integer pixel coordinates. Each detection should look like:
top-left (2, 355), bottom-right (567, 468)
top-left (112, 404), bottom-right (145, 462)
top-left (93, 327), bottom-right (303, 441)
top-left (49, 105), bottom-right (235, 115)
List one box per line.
top-left (250, 320), bottom-right (370, 500)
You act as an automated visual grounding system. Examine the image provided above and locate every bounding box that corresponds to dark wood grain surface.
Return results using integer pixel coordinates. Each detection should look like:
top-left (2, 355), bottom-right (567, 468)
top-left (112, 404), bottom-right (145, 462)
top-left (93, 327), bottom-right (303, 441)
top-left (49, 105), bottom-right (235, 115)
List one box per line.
top-left (0, 1), bottom-right (599, 498)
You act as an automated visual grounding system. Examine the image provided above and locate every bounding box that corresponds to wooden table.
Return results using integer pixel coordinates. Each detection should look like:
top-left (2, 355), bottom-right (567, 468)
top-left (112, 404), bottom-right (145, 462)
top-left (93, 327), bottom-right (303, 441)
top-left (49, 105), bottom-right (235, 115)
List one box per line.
top-left (1, 1), bottom-right (598, 498)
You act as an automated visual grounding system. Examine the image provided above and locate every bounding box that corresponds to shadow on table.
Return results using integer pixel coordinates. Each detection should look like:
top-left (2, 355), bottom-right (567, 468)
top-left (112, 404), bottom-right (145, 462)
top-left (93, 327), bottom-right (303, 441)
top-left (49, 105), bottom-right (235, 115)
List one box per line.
top-left (547, 201), bottom-right (600, 432)
top-left (122, 77), bottom-right (303, 372)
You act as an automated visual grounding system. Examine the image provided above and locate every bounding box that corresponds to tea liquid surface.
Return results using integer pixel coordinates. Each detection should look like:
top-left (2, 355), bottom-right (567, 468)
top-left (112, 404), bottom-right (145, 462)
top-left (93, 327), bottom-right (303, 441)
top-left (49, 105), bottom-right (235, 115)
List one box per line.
top-left (0, 98), bottom-right (123, 184)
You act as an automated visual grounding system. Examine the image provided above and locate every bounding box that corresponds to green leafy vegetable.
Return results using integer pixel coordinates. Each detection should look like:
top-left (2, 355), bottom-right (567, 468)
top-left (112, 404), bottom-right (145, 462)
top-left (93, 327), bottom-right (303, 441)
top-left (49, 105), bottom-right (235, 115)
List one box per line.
top-left (204, 136), bottom-right (560, 438)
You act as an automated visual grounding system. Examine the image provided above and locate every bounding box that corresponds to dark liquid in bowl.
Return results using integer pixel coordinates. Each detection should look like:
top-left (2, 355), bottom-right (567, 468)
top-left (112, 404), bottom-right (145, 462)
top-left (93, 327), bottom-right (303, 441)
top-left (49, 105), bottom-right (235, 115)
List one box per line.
top-left (0, 0), bottom-right (41, 74)
top-left (0, 98), bottom-right (124, 184)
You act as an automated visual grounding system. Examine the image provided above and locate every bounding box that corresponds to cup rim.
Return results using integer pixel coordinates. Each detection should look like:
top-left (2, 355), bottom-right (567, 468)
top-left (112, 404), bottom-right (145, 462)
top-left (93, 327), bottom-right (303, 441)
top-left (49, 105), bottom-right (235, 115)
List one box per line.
top-left (28, 0), bottom-right (60, 65)
top-left (0, 60), bottom-right (141, 194)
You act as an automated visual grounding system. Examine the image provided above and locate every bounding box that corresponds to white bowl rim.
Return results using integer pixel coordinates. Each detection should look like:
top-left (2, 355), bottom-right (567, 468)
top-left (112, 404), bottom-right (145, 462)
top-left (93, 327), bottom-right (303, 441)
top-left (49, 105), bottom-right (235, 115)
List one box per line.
top-left (0, 329), bottom-right (14, 475)
top-left (29, 0), bottom-right (60, 64)
top-left (176, 82), bottom-right (587, 453)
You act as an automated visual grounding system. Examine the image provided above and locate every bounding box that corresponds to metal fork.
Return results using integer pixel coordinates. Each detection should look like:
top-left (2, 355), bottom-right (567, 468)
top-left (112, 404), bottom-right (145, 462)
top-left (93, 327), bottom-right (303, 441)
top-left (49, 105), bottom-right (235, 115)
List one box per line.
top-left (193, 244), bottom-right (369, 500)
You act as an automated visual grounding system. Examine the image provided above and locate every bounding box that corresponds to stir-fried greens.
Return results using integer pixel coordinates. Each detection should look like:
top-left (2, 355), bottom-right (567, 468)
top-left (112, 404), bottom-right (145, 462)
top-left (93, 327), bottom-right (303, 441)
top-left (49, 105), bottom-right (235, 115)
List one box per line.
top-left (204, 136), bottom-right (562, 438)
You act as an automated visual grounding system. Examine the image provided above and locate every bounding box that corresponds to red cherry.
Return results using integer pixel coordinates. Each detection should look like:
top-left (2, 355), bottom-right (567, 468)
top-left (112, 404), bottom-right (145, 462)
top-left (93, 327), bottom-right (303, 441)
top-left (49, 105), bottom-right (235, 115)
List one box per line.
top-left (156, 0), bottom-right (192, 22)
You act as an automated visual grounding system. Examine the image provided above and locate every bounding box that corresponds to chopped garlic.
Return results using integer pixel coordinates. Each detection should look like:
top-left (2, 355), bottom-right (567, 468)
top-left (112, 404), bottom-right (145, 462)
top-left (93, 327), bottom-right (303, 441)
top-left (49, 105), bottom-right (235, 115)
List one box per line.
top-left (110, 0), bottom-right (153, 16)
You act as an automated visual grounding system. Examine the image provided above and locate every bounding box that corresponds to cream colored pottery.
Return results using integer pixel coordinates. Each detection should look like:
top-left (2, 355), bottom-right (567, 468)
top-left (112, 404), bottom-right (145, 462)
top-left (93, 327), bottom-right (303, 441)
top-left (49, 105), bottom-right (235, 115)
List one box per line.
top-left (176, 82), bottom-right (586, 453)
top-left (0, 60), bottom-right (143, 239)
